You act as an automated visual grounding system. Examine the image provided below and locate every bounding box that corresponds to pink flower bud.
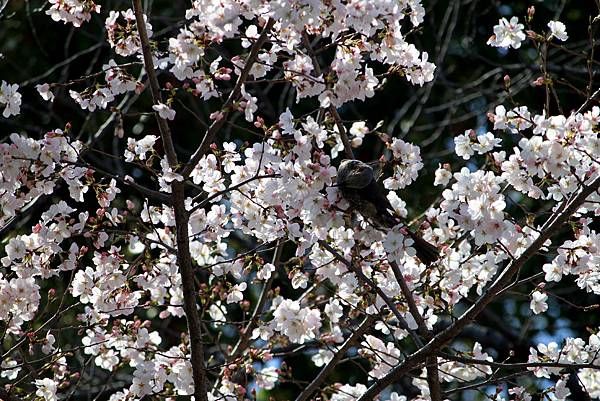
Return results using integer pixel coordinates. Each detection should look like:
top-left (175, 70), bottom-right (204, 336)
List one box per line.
top-left (135, 82), bottom-right (145, 95)
top-left (210, 111), bottom-right (224, 121)
top-left (533, 76), bottom-right (545, 86)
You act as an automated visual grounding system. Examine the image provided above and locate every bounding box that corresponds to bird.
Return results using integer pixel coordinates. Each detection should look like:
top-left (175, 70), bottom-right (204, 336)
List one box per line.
top-left (335, 159), bottom-right (439, 265)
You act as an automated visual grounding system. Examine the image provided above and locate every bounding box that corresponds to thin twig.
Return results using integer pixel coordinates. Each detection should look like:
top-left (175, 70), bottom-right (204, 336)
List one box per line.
top-left (181, 19), bottom-right (275, 178)
top-left (295, 315), bottom-right (376, 401)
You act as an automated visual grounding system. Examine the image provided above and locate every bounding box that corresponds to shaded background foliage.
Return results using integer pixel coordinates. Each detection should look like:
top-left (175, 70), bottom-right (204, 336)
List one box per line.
top-left (1, 0), bottom-right (599, 399)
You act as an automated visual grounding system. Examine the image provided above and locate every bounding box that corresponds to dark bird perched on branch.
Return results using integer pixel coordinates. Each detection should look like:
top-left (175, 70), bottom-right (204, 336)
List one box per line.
top-left (336, 159), bottom-right (439, 266)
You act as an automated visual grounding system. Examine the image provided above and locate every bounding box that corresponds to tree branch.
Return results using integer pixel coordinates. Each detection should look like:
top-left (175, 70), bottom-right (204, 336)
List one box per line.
top-left (295, 315), bottom-right (376, 401)
top-left (390, 261), bottom-right (442, 401)
top-left (181, 18), bottom-right (275, 178)
top-left (189, 173), bottom-right (279, 213)
top-left (228, 240), bottom-right (284, 361)
top-left (318, 240), bottom-right (423, 347)
top-left (300, 31), bottom-right (354, 159)
top-left (357, 176), bottom-right (600, 401)
top-left (440, 352), bottom-right (600, 370)
top-left (132, 1), bottom-right (208, 399)
top-left (0, 389), bottom-right (24, 401)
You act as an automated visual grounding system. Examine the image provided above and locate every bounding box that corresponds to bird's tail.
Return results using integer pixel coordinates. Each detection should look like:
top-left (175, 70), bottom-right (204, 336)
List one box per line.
top-left (406, 230), bottom-right (439, 266)
top-left (373, 213), bottom-right (440, 265)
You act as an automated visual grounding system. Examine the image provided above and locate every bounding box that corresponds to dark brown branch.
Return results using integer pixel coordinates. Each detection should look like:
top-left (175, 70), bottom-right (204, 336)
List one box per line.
top-left (189, 174), bottom-right (279, 213)
top-left (329, 106), bottom-right (355, 159)
top-left (295, 315), bottom-right (376, 401)
top-left (131, 1), bottom-right (208, 399)
top-left (357, 176), bottom-right (600, 401)
top-left (83, 161), bottom-right (171, 204)
top-left (318, 240), bottom-right (423, 347)
top-left (390, 261), bottom-right (442, 401)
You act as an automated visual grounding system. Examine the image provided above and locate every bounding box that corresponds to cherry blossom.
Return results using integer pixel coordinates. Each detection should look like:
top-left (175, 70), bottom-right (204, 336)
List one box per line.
top-left (0, 81), bottom-right (21, 117)
top-left (35, 378), bottom-right (58, 401)
top-left (46, 0), bottom-right (100, 26)
top-left (1, 2), bottom-right (599, 401)
top-left (105, 9), bottom-right (152, 57)
top-left (487, 16), bottom-right (526, 49)
top-left (530, 290), bottom-right (548, 314)
top-left (152, 102), bottom-right (176, 120)
top-left (548, 20), bottom-right (568, 41)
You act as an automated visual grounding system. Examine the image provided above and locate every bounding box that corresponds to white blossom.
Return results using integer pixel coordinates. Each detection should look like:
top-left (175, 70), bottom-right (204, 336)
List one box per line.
top-left (548, 20), bottom-right (568, 41)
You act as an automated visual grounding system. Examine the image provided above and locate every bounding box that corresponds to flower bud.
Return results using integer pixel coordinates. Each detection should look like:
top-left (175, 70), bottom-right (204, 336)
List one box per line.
top-left (534, 76), bottom-right (545, 86)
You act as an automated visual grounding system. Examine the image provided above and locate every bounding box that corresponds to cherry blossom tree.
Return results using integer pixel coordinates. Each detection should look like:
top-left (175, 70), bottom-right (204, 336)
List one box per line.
top-left (0, 1), bottom-right (599, 401)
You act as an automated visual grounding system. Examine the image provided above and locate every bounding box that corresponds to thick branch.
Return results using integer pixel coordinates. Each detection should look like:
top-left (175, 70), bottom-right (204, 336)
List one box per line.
top-left (132, 1), bottom-right (208, 399)
top-left (131, 0), bottom-right (177, 166)
top-left (328, 106), bottom-right (355, 159)
top-left (357, 176), bottom-right (600, 401)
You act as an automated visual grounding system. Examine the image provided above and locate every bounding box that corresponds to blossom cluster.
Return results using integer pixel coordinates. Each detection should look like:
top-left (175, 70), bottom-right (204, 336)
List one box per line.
top-left (542, 226), bottom-right (600, 294)
top-left (46, 0), bottom-right (100, 27)
top-left (46, 0), bottom-right (101, 27)
top-left (60, 0), bottom-right (434, 115)
top-left (105, 9), bottom-right (152, 57)
top-left (487, 16), bottom-right (526, 49)
top-left (69, 59), bottom-right (141, 111)
top-left (0, 131), bottom-right (84, 227)
top-left (528, 333), bottom-right (600, 399)
top-left (0, 81), bottom-right (21, 117)
top-left (2, 2), bottom-right (600, 401)
top-left (487, 16), bottom-right (569, 50)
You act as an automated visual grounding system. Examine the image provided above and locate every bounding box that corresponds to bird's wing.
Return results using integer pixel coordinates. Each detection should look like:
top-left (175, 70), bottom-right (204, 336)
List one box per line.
top-left (361, 178), bottom-right (398, 226)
